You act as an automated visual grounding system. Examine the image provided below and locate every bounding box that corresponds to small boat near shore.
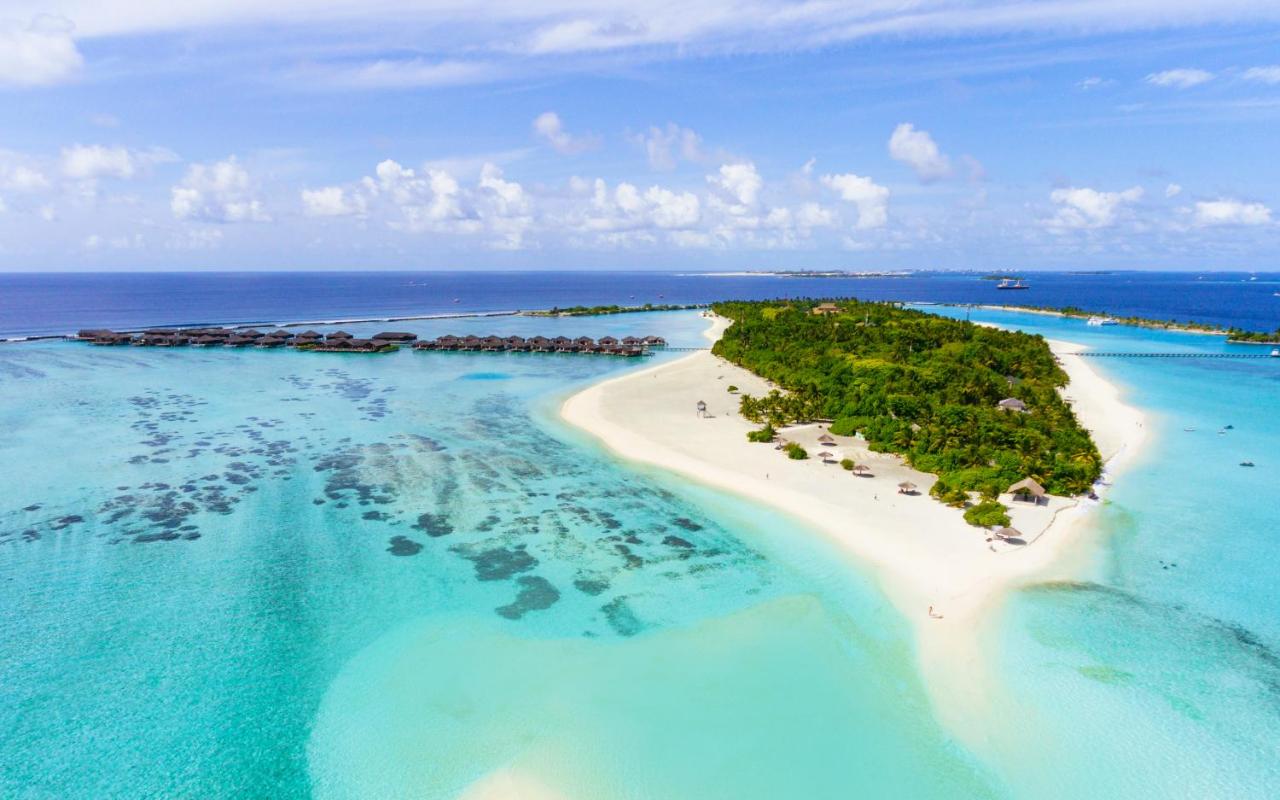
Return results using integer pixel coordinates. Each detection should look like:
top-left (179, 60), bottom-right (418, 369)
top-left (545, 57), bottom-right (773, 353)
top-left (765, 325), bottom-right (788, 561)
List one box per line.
top-left (996, 279), bottom-right (1029, 290)
top-left (1087, 316), bottom-right (1118, 326)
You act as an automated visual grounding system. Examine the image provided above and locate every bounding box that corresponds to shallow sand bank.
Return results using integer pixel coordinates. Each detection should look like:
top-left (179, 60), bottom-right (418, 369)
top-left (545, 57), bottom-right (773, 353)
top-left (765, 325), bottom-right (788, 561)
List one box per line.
top-left (559, 314), bottom-right (1147, 750)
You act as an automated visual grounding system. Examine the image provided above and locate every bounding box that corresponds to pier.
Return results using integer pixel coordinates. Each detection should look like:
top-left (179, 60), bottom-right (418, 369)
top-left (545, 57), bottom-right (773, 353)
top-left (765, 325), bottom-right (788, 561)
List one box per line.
top-left (1064, 351), bottom-right (1279, 359)
top-left (72, 328), bottom-right (666, 357)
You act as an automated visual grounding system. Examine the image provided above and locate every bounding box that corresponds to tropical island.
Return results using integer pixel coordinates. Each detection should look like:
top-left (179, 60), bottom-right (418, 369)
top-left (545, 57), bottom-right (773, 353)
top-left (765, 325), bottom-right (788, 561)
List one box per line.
top-left (711, 299), bottom-right (1102, 521)
top-left (563, 301), bottom-right (1146, 641)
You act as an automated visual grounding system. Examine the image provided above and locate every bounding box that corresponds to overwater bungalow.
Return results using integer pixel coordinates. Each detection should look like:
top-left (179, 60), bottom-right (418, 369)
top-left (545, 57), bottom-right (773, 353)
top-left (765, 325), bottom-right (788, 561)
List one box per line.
top-left (143, 328), bottom-right (180, 336)
top-left (528, 336), bottom-right (553, 351)
top-left (372, 331), bottom-right (417, 342)
top-left (193, 335), bottom-right (222, 346)
top-left (481, 336), bottom-right (504, 351)
top-left (294, 330), bottom-right (322, 341)
top-left (256, 337), bottom-right (286, 348)
top-left (460, 336), bottom-right (482, 351)
top-left (327, 330), bottom-right (354, 341)
top-left (237, 329), bottom-right (265, 339)
top-left (225, 335), bottom-right (256, 347)
top-left (598, 336), bottom-right (619, 346)
top-left (622, 336), bottom-right (641, 346)
top-left (90, 332), bottom-right (133, 345)
top-left (267, 329), bottom-right (295, 339)
top-left (574, 336), bottom-right (595, 348)
top-left (643, 335), bottom-right (666, 346)
top-left (1007, 477), bottom-right (1046, 504)
top-left (503, 335), bottom-right (527, 350)
top-left (77, 328), bottom-right (113, 340)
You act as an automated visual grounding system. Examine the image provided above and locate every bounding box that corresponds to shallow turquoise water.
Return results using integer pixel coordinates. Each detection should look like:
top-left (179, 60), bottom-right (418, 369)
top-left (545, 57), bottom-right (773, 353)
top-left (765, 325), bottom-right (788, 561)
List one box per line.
top-left (2, 308), bottom-right (1278, 798)
top-left (0, 311), bottom-right (994, 798)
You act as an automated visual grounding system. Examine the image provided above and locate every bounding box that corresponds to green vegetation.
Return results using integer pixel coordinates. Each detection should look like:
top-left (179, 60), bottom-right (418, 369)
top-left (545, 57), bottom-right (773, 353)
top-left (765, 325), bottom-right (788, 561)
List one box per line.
top-left (839, 458), bottom-right (855, 471)
top-left (712, 298), bottom-right (1101, 498)
top-left (525, 303), bottom-right (702, 317)
top-left (746, 424), bottom-right (776, 443)
top-left (727, 384), bottom-right (739, 393)
top-left (784, 442), bottom-right (808, 460)
top-left (963, 500), bottom-right (1011, 528)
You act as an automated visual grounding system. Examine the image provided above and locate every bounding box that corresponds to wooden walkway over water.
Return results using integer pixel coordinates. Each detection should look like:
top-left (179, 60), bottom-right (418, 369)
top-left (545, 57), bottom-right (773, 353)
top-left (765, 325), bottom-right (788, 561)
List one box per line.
top-left (1065, 352), bottom-right (1279, 359)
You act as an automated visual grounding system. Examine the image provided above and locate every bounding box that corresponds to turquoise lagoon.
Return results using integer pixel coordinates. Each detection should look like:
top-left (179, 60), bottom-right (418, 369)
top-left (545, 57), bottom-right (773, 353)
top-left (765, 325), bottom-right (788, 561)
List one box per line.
top-left (1, 308), bottom-right (1278, 798)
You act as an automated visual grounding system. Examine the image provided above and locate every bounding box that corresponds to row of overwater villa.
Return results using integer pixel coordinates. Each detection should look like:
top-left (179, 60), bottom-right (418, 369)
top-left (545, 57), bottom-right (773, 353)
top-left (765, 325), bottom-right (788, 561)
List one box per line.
top-left (74, 327), bottom-right (666, 356)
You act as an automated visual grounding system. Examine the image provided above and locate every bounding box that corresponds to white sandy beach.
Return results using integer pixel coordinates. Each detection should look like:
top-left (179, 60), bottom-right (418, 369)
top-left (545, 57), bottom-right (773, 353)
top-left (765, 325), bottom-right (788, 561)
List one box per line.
top-left (558, 313), bottom-right (1147, 753)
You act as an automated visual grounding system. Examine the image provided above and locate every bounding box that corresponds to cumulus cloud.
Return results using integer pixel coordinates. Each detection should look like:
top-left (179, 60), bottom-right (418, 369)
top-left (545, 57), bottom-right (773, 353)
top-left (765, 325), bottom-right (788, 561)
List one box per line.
top-left (820, 172), bottom-right (889, 229)
top-left (0, 162), bottom-right (50, 192)
top-left (1145, 68), bottom-right (1213, 88)
top-left (1193, 199), bottom-right (1272, 226)
top-left (0, 15), bottom-right (83, 87)
top-left (708, 162), bottom-right (763, 207)
top-left (171, 157), bottom-right (270, 223)
top-left (60, 144), bottom-right (176, 180)
top-left (1165, 183), bottom-right (1182, 198)
top-left (1241, 65), bottom-right (1280, 84)
top-left (631, 123), bottom-right (703, 170)
top-left (532, 111), bottom-right (599, 154)
top-left (1048, 186), bottom-right (1143, 228)
top-left (888, 123), bottom-right (951, 182)
top-left (301, 185), bottom-right (365, 217)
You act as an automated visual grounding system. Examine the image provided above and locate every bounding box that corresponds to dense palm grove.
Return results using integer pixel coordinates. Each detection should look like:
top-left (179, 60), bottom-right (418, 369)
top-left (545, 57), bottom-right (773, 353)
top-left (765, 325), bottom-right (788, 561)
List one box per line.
top-left (711, 299), bottom-right (1102, 500)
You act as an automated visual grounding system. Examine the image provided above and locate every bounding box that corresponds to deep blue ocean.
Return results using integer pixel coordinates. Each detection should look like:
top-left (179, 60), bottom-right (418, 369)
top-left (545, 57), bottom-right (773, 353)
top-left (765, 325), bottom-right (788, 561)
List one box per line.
top-left (2, 270), bottom-right (1278, 338)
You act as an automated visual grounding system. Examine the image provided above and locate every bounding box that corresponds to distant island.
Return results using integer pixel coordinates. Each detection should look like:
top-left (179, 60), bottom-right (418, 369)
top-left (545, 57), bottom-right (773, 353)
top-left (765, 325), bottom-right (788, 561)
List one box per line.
top-left (976, 303), bottom-right (1280, 343)
top-left (711, 299), bottom-right (1102, 520)
top-left (523, 303), bottom-right (703, 317)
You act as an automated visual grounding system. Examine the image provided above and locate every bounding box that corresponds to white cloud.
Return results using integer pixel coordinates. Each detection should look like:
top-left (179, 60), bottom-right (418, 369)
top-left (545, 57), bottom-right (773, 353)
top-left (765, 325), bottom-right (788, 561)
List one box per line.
top-left (1193, 199), bottom-right (1272, 226)
top-left (1145, 68), bottom-right (1213, 89)
top-left (1241, 65), bottom-right (1280, 85)
top-left (0, 15), bottom-right (82, 87)
top-left (532, 111), bottom-right (599, 155)
top-left (0, 163), bottom-right (50, 192)
top-left (61, 145), bottom-right (133, 179)
top-left (631, 123), bottom-right (703, 170)
top-left (709, 162), bottom-right (763, 207)
top-left (1165, 183), bottom-right (1182, 198)
top-left (171, 157), bottom-right (270, 223)
top-left (888, 123), bottom-right (951, 182)
top-left (643, 186), bottom-right (700, 228)
top-left (1048, 186), bottom-right (1143, 228)
top-left (820, 172), bottom-right (889, 229)
top-left (297, 58), bottom-right (499, 89)
top-left (301, 185), bottom-right (364, 217)
top-left (1077, 76), bottom-right (1113, 90)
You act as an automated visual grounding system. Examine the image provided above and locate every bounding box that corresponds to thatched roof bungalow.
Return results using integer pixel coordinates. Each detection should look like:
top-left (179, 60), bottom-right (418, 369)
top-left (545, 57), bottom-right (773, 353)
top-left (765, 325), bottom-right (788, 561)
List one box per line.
top-left (326, 330), bottom-right (354, 340)
top-left (812, 303), bottom-right (841, 316)
top-left (997, 397), bottom-right (1028, 412)
top-left (574, 336), bottom-right (595, 347)
top-left (1007, 477), bottom-right (1046, 504)
top-left (643, 335), bottom-right (667, 346)
top-left (598, 335), bottom-right (619, 346)
top-left (372, 331), bottom-right (417, 342)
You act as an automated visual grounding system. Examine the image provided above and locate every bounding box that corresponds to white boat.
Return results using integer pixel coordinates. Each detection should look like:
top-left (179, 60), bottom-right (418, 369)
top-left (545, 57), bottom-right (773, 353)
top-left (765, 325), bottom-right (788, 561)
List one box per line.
top-left (1271, 348), bottom-right (1279, 358)
top-left (1086, 316), bottom-right (1117, 326)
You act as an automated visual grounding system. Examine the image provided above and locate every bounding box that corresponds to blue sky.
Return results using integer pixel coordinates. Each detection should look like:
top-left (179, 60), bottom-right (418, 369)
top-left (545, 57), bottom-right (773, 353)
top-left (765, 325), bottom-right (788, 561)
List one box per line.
top-left (1, 2), bottom-right (1279, 271)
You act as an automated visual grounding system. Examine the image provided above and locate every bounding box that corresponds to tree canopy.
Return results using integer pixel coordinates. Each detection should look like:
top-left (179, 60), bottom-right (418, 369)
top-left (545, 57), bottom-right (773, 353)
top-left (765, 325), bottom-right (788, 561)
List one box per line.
top-left (711, 298), bottom-right (1101, 497)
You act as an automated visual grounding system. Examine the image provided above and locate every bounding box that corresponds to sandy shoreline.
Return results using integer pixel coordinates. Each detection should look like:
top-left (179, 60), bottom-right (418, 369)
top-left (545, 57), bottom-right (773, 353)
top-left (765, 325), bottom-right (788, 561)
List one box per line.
top-left (557, 312), bottom-right (1147, 754)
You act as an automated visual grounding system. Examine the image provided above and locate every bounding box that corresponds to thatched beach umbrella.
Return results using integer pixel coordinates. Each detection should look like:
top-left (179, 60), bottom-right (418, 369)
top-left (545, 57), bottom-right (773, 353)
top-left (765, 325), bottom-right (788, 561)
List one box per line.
top-left (897, 481), bottom-right (917, 494)
top-left (853, 464), bottom-right (871, 476)
top-left (995, 526), bottom-right (1022, 540)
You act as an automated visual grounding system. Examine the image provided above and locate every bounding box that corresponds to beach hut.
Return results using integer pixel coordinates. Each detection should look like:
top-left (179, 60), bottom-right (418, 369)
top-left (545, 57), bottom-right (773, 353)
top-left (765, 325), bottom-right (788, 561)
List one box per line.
top-left (997, 397), bottom-right (1028, 412)
top-left (897, 481), bottom-right (918, 495)
top-left (1007, 478), bottom-right (1046, 504)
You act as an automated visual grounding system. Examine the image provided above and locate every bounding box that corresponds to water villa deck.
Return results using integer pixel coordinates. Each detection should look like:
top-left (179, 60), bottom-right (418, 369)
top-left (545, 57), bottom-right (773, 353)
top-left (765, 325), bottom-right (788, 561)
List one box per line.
top-left (74, 328), bottom-right (666, 356)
